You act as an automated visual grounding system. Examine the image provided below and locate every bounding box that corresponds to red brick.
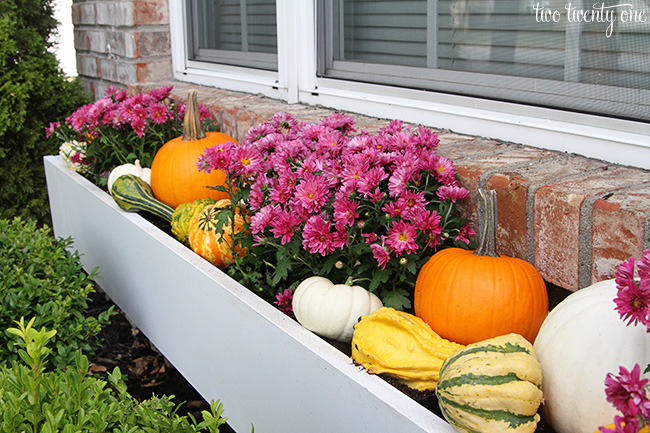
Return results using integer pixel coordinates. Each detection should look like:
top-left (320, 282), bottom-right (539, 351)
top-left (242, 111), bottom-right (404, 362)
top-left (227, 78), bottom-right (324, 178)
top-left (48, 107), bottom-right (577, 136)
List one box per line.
top-left (72, 2), bottom-right (95, 25)
top-left (136, 31), bottom-right (171, 57)
top-left (534, 167), bottom-right (649, 291)
top-left (135, 61), bottom-right (172, 83)
top-left (450, 146), bottom-right (557, 242)
top-left (73, 29), bottom-right (90, 51)
top-left (486, 155), bottom-right (609, 261)
top-left (220, 107), bottom-right (240, 139)
top-left (591, 186), bottom-right (650, 282)
top-left (236, 111), bottom-right (255, 143)
top-left (134, 0), bottom-right (169, 26)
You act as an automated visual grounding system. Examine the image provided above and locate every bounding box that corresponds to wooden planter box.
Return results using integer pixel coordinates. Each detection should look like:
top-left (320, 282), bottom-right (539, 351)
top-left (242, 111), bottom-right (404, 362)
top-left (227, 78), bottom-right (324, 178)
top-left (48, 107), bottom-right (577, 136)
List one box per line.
top-left (44, 155), bottom-right (454, 433)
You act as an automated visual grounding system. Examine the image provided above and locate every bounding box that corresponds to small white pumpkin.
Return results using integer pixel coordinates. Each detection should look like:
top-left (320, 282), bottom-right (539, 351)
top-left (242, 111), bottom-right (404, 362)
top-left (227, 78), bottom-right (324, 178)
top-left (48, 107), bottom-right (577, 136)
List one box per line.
top-left (107, 160), bottom-right (152, 195)
top-left (533, 279), bottom-right (650, 433)
top-left (292, 276), bottom-right (383, 342)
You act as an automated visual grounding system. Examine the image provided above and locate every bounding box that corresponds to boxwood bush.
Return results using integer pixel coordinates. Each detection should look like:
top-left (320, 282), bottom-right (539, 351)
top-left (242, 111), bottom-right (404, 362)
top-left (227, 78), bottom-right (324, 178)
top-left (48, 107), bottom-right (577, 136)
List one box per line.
top-left (0, 0), bottom-right (90, 226)
top-left (0, 318), bottom-right (229, 432)
top-left (0, 217), bottom-right (112, 370)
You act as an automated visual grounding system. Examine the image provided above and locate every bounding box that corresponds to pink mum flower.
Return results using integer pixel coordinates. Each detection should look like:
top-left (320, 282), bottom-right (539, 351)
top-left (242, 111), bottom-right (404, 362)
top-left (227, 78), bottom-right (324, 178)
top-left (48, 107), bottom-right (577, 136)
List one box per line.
top-left (370, 243), bottom-right (391, 269)
top-left (397, 190), bottom-right (427, 219)
top-left (615, 253), bottom-right (650, 329)
top-left (45, 121), bottom-right (61, 138)
top-left (232, 145), bottom-right (264, 177)
top-left (387, 166), bottom-right (414, 197)
top-left (605, 364), bottom-right (650, 417)
top-left (249, 204), bottom-right (279, 241)
top-left (321, 112), bottom-right (356, 133)
top-left (274, 288), bottom-right (294, 316)
top-left (333, 198), bottom-right (359, 230)
top-left (437, 184), bottom-right (470, 203)
top-left (302, 215), bottom-right (336, 256)
top-left (270, 210), bottom-right (302, 245)
top-left (148, 102), bottom-right (170, 125)
top-left (358, 167), bottom-right (388, 197)
top-left (615, 281), bottom-right (649, 329)
top-left (294, 174), bottom-right (331, 214)
top-left (455, 223), bottom-right (475, 244)
top-left (385, 221), bottom-right (419, 255)
top-left (431, 155), bottom-right (457, 184)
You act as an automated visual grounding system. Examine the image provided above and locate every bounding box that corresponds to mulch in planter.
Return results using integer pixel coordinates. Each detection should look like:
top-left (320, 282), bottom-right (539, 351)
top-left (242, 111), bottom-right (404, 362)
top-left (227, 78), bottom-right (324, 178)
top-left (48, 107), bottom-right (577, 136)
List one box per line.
top-left (86, 289), bottom-right (236, 433)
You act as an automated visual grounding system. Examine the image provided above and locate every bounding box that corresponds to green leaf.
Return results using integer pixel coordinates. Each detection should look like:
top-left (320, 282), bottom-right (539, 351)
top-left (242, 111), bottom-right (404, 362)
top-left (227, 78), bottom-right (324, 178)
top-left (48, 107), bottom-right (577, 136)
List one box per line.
top-left (381, 288), bottom-right (412, 310)
top-left (368, 268), bottom-right (391, 292)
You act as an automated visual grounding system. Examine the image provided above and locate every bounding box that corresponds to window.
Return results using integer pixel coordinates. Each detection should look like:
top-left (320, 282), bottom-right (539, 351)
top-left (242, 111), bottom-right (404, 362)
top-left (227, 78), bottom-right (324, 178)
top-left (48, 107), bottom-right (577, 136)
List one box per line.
top-left (185, 0), bottom-right (278, 71)
top-left (318, 0), bottom-right (650, 122)
top-left (171, 0), bottom-right (650, 169)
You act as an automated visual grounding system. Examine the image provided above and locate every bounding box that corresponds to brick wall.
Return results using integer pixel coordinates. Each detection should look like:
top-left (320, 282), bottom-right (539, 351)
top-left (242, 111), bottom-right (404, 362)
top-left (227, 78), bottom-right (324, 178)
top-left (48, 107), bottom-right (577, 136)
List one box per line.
top-left (131, 82), bottom-right (650, 293)
top-left (72, 0), bottom-right (172, 99)
top-left (70, 5), bottom-right (650, 294)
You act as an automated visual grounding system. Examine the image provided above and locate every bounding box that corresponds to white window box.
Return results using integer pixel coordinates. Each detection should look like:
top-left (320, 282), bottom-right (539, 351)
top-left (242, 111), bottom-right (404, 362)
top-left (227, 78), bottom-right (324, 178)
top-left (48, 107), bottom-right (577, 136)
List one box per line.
top-left (43, 155), bottom-right (455, 433)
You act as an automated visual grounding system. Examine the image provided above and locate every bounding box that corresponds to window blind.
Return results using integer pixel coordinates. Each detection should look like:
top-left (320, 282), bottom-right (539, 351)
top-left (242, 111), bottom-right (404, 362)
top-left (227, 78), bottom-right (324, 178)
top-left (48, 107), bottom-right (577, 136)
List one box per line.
top-left (187, 0), bottom-right (278, 71)
top-left (320, 0), bottom-right (650, 121)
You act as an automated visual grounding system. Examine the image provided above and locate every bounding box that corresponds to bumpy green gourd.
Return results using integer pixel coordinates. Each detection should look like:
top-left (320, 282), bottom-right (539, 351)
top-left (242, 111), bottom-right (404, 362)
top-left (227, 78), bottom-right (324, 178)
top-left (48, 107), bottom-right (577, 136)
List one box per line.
top-left (436, 333), bottom-right (543, 433)
top-left (171, 198), bottom-right (217, 244)
top-left (111, 174), bottom-right (174, 222)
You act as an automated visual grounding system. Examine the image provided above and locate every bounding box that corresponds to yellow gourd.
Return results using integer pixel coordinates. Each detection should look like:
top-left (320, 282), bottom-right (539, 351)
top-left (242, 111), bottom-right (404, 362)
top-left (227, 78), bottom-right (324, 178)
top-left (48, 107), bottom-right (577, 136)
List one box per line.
top-left (351, 307), bottom-right (464, 391)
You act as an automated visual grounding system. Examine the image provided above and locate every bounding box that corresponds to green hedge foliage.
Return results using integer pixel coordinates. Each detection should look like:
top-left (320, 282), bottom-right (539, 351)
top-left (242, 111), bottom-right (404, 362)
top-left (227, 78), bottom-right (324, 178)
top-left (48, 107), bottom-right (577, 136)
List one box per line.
top-left (0, 217), bottom-right (112, 370)
top-left (0, 0), bottom-right (90, 226)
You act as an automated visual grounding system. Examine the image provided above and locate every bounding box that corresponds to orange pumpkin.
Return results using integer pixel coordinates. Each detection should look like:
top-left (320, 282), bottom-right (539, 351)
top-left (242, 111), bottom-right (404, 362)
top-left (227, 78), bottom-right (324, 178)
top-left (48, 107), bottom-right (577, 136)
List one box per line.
top-left (150, 89), bottom-right (235, 208)
top-left (188, 199), bottom-right (249, 268)
top-left (414, 188), bottom-right (548, 346)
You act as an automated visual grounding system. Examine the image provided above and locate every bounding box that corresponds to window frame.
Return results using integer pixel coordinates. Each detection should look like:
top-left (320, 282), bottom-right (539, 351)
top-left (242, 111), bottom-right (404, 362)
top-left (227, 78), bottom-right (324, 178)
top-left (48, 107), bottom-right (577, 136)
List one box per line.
top-left (170, 0), bottom-right (650, 170)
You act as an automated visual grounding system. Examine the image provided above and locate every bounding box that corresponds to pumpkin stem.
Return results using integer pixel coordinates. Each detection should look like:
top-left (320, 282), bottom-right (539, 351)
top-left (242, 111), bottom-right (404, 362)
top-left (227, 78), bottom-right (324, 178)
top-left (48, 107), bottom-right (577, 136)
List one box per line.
top-left (473, 188), bottom-right (499, 257)
top-left (182, 89), bottom-right (207, 141)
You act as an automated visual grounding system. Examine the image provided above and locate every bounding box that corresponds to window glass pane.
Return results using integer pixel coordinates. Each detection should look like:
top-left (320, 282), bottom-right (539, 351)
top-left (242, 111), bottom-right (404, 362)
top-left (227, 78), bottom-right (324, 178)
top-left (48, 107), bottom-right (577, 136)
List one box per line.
top-left (187, 0), bottom-right (278, 71)
top-left (323, 0), bottom-right (650, 121)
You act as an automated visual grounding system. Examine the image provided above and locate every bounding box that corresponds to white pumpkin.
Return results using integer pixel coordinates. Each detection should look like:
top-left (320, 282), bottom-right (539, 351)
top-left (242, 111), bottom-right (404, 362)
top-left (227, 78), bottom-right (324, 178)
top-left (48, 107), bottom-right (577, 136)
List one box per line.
top-left (533, 279), bottom-right (650, 433)
top-left (107, 160), bottom-right (152, 195)
top-left (292, 276), bottom-right (383, 342)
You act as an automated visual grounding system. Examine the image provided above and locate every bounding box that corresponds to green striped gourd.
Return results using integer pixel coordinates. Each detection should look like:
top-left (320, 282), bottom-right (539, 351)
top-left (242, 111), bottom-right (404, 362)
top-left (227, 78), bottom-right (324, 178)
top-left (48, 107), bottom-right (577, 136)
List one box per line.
top-left (171, 198), bottom-right (217, 244)
top-left (436, 333), bottom-right (543, 433)
top-left (111, 174), bottom-right (174, 222)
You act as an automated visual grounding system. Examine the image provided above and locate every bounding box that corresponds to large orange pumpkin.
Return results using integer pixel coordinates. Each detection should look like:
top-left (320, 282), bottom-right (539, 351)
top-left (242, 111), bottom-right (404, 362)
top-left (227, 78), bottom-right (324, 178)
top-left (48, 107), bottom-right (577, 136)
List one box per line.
top-left (188, 199), bottom-right (249, 268)
top-left (150, 89), bottom-right (235, 208)
top-left (414, 188), bottom-right (548, 346)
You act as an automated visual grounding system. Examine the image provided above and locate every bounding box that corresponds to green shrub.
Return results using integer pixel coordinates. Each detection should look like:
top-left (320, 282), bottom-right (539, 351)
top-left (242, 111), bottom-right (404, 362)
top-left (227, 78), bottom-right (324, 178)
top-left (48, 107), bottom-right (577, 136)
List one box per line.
top-left (0, 0), bottom-right (90, 226)
top-left (0, 217), bottom-right (112, 370)
top-left (0, 318), bottom-right (229, 432)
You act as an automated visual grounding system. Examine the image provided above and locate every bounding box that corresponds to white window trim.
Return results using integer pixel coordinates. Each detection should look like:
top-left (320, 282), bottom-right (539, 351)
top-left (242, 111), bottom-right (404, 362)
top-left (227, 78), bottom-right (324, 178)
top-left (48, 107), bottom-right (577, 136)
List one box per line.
top-left (170, 0), bottom-right (650, 170)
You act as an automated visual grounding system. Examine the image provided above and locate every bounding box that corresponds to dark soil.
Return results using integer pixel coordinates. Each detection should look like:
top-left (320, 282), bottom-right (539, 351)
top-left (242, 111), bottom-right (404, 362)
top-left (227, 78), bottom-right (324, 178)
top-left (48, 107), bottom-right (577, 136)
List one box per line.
top-left (86, 289), bottom-right (236, 433)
